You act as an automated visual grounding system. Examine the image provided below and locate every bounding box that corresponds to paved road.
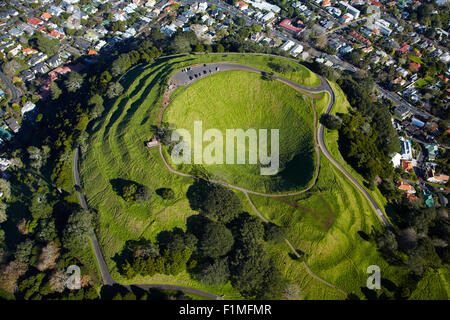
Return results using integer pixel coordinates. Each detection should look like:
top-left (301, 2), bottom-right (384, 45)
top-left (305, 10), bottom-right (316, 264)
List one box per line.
top-left (316, 81), bottom-right (394, 230)
top-left (0, 70), bottom-right (21, 103)
top-left (164, 61), bottom-right (393, 230)
top-left (72, 148), bottom-right (221, 299)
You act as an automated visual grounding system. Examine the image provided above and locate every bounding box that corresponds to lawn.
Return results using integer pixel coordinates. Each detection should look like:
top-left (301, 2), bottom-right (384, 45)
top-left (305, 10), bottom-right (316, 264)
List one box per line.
top-left (78, 54), bottom-right (446, 300)
top-left (164, 70), bottom-right (316, 193)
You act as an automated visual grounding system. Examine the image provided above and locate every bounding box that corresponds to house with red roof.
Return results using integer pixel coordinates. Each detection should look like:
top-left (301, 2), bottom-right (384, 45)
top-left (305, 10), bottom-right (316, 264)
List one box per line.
top-left (41, 12), bottom-right (52, 21)
top-left (397, 181), bottom-right (416, 194)
top-left (406, 193), bottom-right (419, 202)
top-left (401, 160), bottom-right (413, 172)
top-left (371, 0), bottom-right (383, 7)
top-left (279, 19), bottom-right (303, 36)
top-left (234, 1), bottom-right (249, 10)
top-left (48, 29), bottom-right (65, 39)
top-left (27, 18), bottom-right (44, 28)
top-left (22, 48), bottom-right (38, 56)
top-left (398, 43), bottom-right (411, 54)
top-left (409, 62), bottom-right (421, 71)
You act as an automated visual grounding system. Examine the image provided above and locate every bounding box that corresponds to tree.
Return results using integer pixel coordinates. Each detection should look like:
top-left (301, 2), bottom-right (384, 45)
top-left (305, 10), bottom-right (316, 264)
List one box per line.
top-left (234, 212), bottom-right (264, 244)
top-left (376, 230), bottom-right (398, 253)
top-left (2, 60), bottom-right (21, 76)
top-left (50, 82), bottom-right (62, 100)
top-left (196, 183), bottom-right (242, 223)
top-left (198, 258), bottom-right (230, 286)
top-left (0, 202), bottom-right (7, 223)
top-left (0, 179), bottom-right (11, 200)
top-left (49, 268), bottom-right (69, 293)
top-left (65, 72), bottom-right (84, 92)
top-left (36, 241), bottom-right (60, 271)
top-left (62, 210), bottom-right (93, 254)
top-left (216, 44), bottom-right (225, 53)
top-left (88, 94), bottom-right (104, 119)
top-left (29, 195), bottom-right (52, 220)
top-left (200, 221), bottom-right (234, 258)
top-left (156, 188), bottom-right (175, 200)
top-left (121, 184), bottom-right (138, 202)
top-left (168, 32), bottom-right (193, 54)
top-left (29, 34), bottom-right (58, 55)
top-left (78, 131), bottom-right (89, 154)
top-left (230, 243), bottom-right (282, 299)
top-left (194, 43), bottom-right (205, 52)
top-left (111, 54), bottom-right (132, 76)
top-left (106, 82), bottom-right (123, 99)
top-left (264, 222), bottom-right (285, 243)
top-left (15, 239), bottom-right (34, 264)
top-left (135, 185), bottom-right (152, 203)
top-left (315, 34), bottom-right (328, 50)
top-left (321, 114), bottom-right (342, 130)
top-left (27, 145), bottom-right (50, 170)
top-left (0, 261), bottom-right (28, 294)
top-left (37, 218), bottom-right (57, 242)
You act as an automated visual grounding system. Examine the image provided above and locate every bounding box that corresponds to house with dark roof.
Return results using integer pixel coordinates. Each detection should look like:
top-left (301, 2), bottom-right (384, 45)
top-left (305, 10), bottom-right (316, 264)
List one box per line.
top-left (31, 62), bottom-right (49, 74)
top-left (5, 117), bottom-right (19, 133)
top-left (20, 70), bottom-right (35, 82)
top-left (46, 55), bottom-right (62, 68)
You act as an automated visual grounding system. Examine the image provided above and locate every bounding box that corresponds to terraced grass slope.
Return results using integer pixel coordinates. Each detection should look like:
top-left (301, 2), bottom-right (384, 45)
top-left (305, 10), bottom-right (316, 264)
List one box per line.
top-left (79, 54), bottom-right (447, 300)
top-left (164, 70), bottom-right (315, 193)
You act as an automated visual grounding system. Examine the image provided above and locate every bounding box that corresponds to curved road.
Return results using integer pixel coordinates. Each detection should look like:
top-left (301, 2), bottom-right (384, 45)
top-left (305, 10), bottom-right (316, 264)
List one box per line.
top-left (162, 61), bottom-right (392, 229)
top-left (0, 71), bottom-right (20, 103)
top-left (72, 57), bottom-right (393, 300)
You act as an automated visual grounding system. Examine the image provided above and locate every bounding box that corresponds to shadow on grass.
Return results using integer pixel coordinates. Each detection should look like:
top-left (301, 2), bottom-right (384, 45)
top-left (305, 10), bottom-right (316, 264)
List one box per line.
top-left (357, 230), bottom-right (371, 241)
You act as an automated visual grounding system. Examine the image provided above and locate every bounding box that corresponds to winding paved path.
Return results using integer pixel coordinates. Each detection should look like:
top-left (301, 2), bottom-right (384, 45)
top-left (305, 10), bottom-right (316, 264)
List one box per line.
top-left (72, 148), bottom-right (221, 300)
top-left (161, 61), bottom-right (392, 229)
top-left (73, 57), bottom-right (393, 300)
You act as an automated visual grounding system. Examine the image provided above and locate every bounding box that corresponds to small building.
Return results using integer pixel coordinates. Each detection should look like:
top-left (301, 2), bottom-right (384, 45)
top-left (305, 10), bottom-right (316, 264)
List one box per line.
top-left (27, 17), bottom-right (44, 28)
top-left (46, 55), bottom-right (62, 68)
top-left (280, 40), bottom-right (295, 51)
top-left (5, 117), bottom-right (19, 133)
top-left (21, 101), bottom-right (36, 115)
top-left (401, 160), bottom-right (413, 172)
top-left (427, 169), bottom-right (449, 184)
top-left (423, 190), bottom-right (435, 207)
top-left (399, 136), bottom-right (413, 160)
top-left (411, 117), bottom-right (425, 128)
top-left (395, 105), bottom-right (411, 120)
top-left (397, 181), bottom-right (416, 194)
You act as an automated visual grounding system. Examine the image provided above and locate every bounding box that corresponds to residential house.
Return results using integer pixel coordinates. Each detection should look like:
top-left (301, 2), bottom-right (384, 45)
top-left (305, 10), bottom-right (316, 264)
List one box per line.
top-left (427, 169), bottom-right (449, 184)
top-left (27, 18), bottom-right (44, 28)
top-left (280, 40), bottom-right (295, 51)
top-left (31, 62), bottom-right (49, 74)
top-left (8, 28), bottom-right (24, 38)
top-left (28, 52), bottom-right (48, 66)
top-left (20, 70), bottom-right (35, 82)
top-left (46, 55), bottom-right (62, 68)
top-left (397, 181), bottom-right (416, 194)
top-left (279, 19), bottom-right (303, 36)
top-left (424, 143), bottom-right (439, 160)
top-left (21, 101), bottom-right (36, 115)
top-left (5, 117), bottom-right (19, 133)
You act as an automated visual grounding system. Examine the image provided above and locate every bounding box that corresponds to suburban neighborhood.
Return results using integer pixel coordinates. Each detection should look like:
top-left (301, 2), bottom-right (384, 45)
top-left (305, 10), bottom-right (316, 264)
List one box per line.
top-left (0, 0), bottom-right (448, 303)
